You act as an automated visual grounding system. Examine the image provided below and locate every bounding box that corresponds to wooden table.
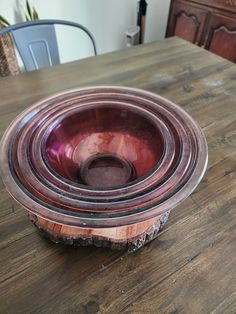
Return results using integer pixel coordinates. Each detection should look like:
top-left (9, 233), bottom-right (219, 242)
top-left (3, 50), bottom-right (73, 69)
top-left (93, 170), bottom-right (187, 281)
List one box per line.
top-left (0, 37), bottom-right (235, 314)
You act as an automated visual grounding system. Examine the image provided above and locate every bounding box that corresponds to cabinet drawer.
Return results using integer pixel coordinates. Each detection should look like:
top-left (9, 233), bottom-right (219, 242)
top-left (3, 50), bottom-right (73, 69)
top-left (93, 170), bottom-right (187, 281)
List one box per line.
top-left (189, 0), bottom-right (236, 13)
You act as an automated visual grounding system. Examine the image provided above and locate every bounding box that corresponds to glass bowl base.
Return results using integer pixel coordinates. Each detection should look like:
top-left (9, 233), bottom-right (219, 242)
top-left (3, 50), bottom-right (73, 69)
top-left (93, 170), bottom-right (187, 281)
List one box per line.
top-left (79, 153), bottom-right (136, 187)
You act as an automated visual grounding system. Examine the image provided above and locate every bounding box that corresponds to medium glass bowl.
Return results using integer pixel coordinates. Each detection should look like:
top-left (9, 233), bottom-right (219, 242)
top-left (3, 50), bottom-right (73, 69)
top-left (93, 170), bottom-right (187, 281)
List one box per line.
top-left (0, 86), bottom-right (208, 251)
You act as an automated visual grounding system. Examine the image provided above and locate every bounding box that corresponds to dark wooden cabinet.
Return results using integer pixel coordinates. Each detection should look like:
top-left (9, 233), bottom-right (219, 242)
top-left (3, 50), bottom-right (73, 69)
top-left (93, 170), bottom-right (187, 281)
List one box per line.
top-left (166, 0), bottom-right (236, 62)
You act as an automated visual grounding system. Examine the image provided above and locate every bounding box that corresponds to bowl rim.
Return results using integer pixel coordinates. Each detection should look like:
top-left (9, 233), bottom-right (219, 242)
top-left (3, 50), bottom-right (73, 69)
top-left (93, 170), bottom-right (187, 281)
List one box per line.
top-left (11, 89), bottom-right (187, 198)
top-left (0, 86), bottom-right (208, 227)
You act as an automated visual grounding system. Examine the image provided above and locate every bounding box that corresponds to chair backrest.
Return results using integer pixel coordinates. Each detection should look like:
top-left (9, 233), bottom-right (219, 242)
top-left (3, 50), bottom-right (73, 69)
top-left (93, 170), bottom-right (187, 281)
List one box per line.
top-left (0, 19), bottom-right (97, 72)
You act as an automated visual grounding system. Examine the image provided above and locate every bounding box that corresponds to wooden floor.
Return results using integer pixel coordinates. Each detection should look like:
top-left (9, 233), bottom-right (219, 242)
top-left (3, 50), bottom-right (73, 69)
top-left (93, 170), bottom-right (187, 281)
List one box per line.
top-left (0, 37), bottom-right (236, 313)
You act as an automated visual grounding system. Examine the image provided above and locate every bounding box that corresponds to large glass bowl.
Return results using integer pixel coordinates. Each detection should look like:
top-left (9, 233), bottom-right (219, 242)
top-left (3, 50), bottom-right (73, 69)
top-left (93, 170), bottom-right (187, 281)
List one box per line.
top-left (0, 86), bottom-right (208, 251)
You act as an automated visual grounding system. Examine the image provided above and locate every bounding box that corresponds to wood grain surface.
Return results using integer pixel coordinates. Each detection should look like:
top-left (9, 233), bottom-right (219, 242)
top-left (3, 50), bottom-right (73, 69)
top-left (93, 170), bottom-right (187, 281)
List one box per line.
top-left (0, 37), bottom-right (236, 314)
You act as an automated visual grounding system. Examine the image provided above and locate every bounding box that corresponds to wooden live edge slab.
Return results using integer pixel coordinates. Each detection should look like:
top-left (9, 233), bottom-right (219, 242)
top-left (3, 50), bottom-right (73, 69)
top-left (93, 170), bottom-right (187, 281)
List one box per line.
top-left (0, 38), bottom-right (236, 313)
top-left (30, 212), bottom-right (170, 252)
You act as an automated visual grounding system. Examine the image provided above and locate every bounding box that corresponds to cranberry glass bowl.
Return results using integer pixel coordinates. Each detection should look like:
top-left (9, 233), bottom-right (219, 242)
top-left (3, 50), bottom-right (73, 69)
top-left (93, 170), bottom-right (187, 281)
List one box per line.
top-left (0, 86), bottom-right (208, 251)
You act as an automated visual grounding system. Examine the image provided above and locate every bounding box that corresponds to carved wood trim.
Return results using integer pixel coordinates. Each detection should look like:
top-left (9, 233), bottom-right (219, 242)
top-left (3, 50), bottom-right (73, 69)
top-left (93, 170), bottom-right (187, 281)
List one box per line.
top-left (226, 0), bottom-right (236, 7)
top-left (185, 0), bottom-right (236, 13)
top-left (174, 11), bottom-right (201, 28)
top-left (205, 24), bottom-right (236, 49)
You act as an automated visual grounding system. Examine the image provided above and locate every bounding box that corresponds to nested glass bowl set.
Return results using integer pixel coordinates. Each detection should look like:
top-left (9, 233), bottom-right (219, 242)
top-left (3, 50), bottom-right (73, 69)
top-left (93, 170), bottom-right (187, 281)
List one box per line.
top-left (0, 86), bottom-right (207, 250)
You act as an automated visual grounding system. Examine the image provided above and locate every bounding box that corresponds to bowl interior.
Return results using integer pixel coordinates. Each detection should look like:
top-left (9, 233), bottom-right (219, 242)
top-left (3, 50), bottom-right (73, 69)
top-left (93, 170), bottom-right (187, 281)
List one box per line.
top-left (45, 105), bottom-right (164, 187)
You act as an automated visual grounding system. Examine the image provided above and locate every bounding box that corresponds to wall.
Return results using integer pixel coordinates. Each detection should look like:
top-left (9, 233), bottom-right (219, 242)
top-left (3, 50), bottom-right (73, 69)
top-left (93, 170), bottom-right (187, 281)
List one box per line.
top-left (145, 0), bottom-right (171, 43)
top-left (0, 0), bottom-right (170, 62)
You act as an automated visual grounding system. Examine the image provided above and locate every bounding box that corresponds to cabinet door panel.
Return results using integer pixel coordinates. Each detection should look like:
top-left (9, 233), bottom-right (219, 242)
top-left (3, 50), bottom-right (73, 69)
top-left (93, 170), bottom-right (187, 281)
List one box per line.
top-left (166, 1), bottom-right (208, 44)
top-left (205, 14), bottom-right (236, 62)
